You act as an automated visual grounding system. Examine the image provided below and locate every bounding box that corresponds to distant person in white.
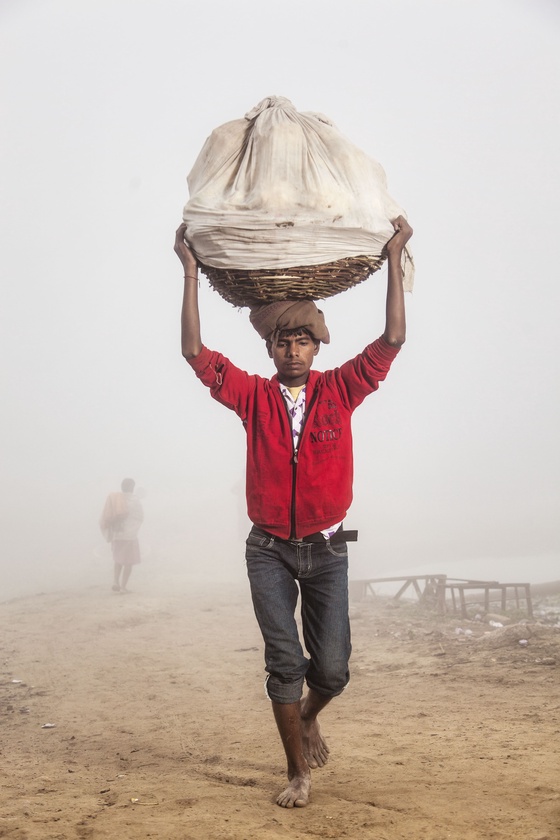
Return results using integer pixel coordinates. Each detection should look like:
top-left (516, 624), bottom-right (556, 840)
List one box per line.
top-left (99, 478), bottom-right (144, 593)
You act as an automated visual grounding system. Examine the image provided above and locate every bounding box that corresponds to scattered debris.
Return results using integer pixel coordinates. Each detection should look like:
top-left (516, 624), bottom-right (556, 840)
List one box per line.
top-left (130, 794), bottom-right (159, 806)
top-left (475, 623), bottom-right (560, 651)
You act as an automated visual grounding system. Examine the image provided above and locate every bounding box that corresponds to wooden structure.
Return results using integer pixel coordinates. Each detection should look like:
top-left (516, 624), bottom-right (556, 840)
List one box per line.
top-left (445, 580), bottom-right (533, 619)
top-left (349, 575), bottom-right (447, 614)
top-left (350, 575), bottom-right (533, 619)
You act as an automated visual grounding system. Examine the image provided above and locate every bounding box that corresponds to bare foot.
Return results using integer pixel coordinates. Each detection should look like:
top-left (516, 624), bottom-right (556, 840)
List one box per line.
top-left (301, 717), bottom-right (329, 769)
top-left (276, 771), bottom-right (311, 808)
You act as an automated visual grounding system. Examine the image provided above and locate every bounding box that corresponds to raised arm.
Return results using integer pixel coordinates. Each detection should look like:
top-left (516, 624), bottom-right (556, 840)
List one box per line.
top-left (174, 223), bottom-right (203, 359)
top-left (383, 215), bottom-right (413, 347)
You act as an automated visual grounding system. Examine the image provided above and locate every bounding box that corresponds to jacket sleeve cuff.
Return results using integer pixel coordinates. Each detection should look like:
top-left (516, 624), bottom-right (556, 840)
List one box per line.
top-left (374, 335), bottom-right (402, 361)
top-left (186, 345), bottom-right (212, 373)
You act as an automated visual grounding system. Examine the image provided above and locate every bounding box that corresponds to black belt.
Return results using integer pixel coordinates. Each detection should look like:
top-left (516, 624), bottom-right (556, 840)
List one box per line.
top-left (255, 527), bottom-right (358, 544)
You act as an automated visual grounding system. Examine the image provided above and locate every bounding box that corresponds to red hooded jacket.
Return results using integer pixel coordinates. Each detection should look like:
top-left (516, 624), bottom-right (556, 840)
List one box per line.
top-left (188, 336), bottom-right (400, 539)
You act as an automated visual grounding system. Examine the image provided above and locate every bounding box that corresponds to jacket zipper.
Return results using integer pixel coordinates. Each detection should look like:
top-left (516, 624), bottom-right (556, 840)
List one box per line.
top-left (288, 388), bottom-right (318, 538)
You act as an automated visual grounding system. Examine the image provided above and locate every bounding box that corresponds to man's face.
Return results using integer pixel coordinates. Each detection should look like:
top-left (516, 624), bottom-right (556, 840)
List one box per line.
top-left (268, 331), bottom-right (319, 386)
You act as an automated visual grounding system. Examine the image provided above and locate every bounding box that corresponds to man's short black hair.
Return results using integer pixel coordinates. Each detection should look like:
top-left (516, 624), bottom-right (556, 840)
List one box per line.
top-left (266, 327), bottom-right (319, 353)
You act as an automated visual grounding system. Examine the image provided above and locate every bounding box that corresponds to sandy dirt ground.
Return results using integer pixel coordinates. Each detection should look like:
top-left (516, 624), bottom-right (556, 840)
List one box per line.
top-left (1, 579), bottom-right (559, 840)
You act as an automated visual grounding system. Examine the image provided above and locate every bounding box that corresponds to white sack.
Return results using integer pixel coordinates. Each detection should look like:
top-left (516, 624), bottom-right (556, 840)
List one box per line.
top-left (183, 96), bottom-right (414, 290)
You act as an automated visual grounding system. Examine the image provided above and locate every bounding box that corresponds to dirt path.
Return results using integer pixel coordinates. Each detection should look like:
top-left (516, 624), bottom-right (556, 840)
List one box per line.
top-left (1, 583), bottom-right (559, 840)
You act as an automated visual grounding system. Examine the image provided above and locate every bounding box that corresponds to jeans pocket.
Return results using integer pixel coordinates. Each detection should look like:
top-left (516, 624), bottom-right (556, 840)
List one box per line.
top-left (246, 530), bottom-right (275, 549)
top-left (326, 540), bottom-right (348, 558)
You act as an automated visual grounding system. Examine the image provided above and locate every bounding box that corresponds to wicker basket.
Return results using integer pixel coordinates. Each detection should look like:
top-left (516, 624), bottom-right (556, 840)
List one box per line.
top-left (201, 254), bottom-right (386, 308)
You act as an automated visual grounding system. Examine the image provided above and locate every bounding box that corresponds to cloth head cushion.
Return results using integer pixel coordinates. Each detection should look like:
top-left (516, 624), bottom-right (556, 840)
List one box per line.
top-left (249, 300), bottom-right (330, 344)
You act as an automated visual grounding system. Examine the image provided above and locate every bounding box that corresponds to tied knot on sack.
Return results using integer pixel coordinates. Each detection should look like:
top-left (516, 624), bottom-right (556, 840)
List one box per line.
top-left (245, 96), bottom-right (296, 121)
top-left (244, 96), bottom-right (334, 128)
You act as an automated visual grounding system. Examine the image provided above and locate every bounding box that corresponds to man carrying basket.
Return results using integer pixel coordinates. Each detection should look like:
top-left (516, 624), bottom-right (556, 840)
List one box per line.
top-left (174, 215), bottom-right (412, 807)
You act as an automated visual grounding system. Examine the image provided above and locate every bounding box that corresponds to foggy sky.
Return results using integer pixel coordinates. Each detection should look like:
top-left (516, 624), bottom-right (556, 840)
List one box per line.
top-left (1, 0), bottom-right (559, 598)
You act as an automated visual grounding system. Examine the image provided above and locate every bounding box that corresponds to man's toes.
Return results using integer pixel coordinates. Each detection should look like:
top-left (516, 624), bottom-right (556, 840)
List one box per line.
top-left (277, 791), bottom-right (307, 808)
top-left (276, 778), bottom-right (310, 808)
top-left (305, 741), bottom-right (329, 768)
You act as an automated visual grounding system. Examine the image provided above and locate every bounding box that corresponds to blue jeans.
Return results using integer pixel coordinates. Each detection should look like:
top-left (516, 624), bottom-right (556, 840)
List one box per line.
top-left (245, 526), bottom-right (351, 704)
